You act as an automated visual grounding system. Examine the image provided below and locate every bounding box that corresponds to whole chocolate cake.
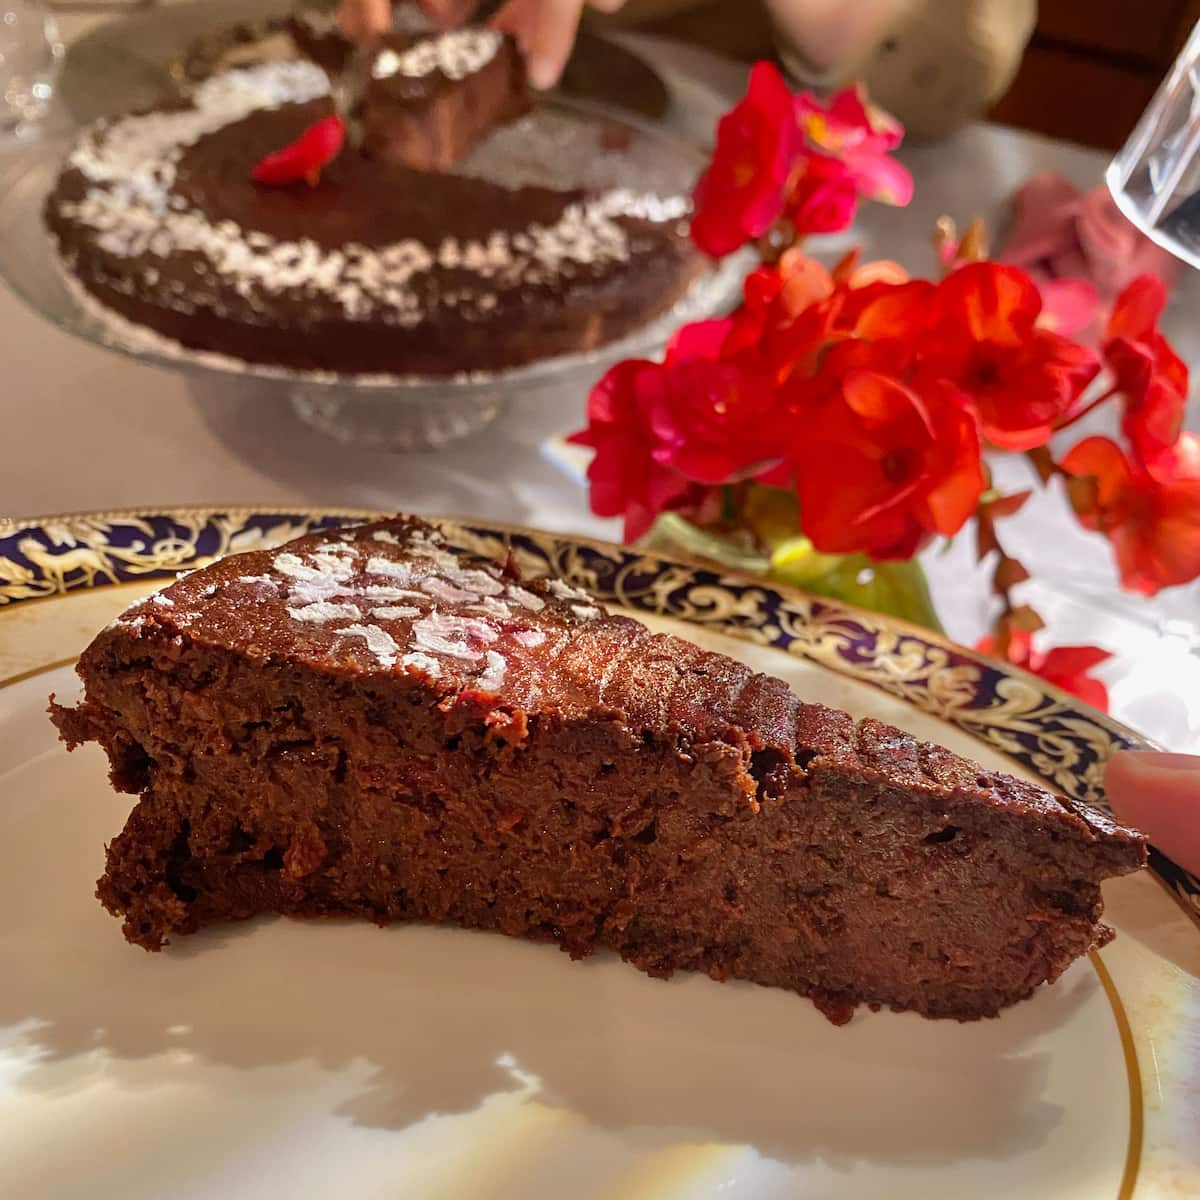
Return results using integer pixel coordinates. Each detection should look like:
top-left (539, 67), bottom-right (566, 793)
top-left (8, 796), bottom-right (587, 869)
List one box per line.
top-left (44, 55), bottom-right (702, 376)
top-left (51, 517), bottom-right (1145, 1023)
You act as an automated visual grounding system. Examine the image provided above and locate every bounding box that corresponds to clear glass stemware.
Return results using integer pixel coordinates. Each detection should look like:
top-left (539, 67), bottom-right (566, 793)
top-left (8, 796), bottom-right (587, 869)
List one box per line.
top-left (0, 0), bottom-right (63, 137)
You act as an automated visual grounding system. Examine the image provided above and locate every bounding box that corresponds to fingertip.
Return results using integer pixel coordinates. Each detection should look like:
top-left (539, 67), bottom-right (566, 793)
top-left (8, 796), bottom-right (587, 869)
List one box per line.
top-left (526, 54), bottom-right (563, 91)
top-left (339, 0), bottom-right (393, 40)
top-left (1104, 749), bottom-right (1200, 875)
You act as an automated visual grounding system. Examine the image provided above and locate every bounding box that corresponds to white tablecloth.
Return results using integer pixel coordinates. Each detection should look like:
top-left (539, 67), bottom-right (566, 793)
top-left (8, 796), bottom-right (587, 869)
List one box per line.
top-left (4, 28), bottom-right (1198, 748)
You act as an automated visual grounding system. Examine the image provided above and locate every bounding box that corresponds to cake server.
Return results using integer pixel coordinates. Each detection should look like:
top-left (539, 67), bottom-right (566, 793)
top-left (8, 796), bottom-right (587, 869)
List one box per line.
top-left (329, 36), bottom-right (379, 148)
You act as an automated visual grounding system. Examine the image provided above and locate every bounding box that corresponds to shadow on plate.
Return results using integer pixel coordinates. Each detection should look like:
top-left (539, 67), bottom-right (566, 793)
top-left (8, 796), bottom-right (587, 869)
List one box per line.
top-left (0, 740), bottom-right (1097, 1175)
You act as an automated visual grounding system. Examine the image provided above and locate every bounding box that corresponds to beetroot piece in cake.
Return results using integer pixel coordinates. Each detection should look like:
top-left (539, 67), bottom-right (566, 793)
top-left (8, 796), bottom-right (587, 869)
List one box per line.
top-left (50, 517), bottom-right (1146, 1023)
top-left (43, 60), bottom-right (702, 377)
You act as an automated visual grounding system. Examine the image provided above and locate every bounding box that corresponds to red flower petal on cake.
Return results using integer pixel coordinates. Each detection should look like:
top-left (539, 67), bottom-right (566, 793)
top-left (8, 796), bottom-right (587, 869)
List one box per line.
top-left (1061, 433), bottom-right (1200, 595)
top-left (976, 629), bottom-right (1111, 711)
top-left (927, 262), bottom-right (1100, 451)
top-left (251, 115), bottom-right (346, 187)
top-left (690, 62), bottom-right (805, 256)
top-left (1103, 275), bottom-right (1190, 468)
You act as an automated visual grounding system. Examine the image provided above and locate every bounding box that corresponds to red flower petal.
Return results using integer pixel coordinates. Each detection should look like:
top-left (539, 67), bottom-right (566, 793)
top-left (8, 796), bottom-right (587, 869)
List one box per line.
top-left (1102, 275), bottom-right (1190, 465)
top-left (691, 62), bottom-right (804, 256)
top-left (790, 369), bottom-right (983, 559)
top-left (975, 633), bottom-right (1110, 711)
top-left (936, 262), bottom-right (1042, 347)
top-left (1061, 435), bottom-right (1200, 594)
top-left (252, 115), bottom-right (346, 187)
top-left (785, 154), bottom-right (858, 236)
top-left (1106, 274), bottom-right (1167, 342)
top-left (928, 263), bottom-right (1099, 451)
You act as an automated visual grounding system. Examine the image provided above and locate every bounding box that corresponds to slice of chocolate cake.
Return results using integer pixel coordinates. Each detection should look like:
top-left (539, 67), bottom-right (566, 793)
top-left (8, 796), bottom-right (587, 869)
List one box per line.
top-left (286, 19), bottom-right (530, 170)
top-left (44, 61), bottom-right (701, 376)
top-left (180, 8), bottom-right (528, 171)
top-left (50, 518), bottom-right (1145, 1023)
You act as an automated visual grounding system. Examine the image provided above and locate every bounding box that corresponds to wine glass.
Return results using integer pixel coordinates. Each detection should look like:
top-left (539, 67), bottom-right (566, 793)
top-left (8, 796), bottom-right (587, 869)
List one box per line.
top-left (0, 0), bottom-right (63, 137)
top-left (1108, 21), bottom-right (1200, 269)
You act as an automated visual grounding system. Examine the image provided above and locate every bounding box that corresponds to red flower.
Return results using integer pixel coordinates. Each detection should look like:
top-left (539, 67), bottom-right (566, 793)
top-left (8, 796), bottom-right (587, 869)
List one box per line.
top-left (647, 321), bottom-right (784, 484)
top-left (927, 262), bottom-right (1100, 451)
top-left (567, 360), bottom-right (702, 542)
top-left (251, 115), bottom-right (346, 187)
top-left (795, 84), bottom-right (913, 206)
top-left (567, 321), bottom-right (783, 540)
top-left (787, 368), bottom-right (985, 558)
top-left (785, 154), bottom-right (858, 236)
top-left (725, 251), bottom-right (929, 384)
top-left (976, 630), bottom-right (1110, 711)
top-left (723, 251), bottom-right (839, 379)
top-left (691, 63), bottom-right (804, 256)
top-left (1103, 275), bottom-right (1189, 468)
top-left (833, 277), bottom-right (936, 373)
top-left (1061, 433), bottom-right (1200, 595)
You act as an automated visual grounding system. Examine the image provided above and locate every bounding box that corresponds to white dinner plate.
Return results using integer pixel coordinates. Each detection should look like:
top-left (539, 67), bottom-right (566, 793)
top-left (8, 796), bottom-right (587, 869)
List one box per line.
top-left (1, 508), bottom-right (1197, 1199)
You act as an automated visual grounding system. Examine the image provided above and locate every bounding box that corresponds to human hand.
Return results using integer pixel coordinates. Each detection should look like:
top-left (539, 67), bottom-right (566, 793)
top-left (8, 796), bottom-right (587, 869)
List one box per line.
top-left (490, 0), bottom-right (627, 90)
top-left (1105, 750), bottom-right (1200, 877)
top-left (336, 0), bottom-right (627, 89)
top-left (764, 0), bottom-right (903, 71)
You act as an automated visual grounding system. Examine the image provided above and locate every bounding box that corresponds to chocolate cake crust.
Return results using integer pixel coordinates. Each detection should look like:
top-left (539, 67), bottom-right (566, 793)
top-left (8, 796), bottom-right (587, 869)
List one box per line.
top-left (51, 518), bottom-right (1146, 1022)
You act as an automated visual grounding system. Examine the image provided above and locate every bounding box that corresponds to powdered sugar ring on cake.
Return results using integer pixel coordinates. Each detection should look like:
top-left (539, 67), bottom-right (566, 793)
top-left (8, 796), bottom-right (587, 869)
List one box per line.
top-left (50, 61), bottom-right (688, 327)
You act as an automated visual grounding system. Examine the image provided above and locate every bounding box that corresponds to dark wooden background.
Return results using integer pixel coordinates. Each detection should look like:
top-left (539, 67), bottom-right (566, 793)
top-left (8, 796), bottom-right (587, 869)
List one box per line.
top-left (989, 0), bottom-right (1200, 149)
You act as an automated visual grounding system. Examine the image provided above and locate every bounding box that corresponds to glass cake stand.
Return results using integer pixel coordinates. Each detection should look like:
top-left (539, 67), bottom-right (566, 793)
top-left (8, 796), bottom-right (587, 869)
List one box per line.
top-left (0, 99), bottom-right (744, 450)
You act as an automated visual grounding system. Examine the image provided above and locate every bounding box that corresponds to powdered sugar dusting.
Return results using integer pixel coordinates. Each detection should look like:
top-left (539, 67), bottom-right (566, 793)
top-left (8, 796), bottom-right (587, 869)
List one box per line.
top-left (506, 584), bottom-right (544, 612)
top-left (513, 627), bottom-right (545, 648)
top-left (445, 566), bottom-right (505, 596)
top-left (466, 595), bottom-right (511, 618)
top-left (401, 650), bottom-right (441, 678)
top-left (476, 649), bottom-right (506, 690)
top-left (371, 29), bottom-right (502, 82)
top-left (275, 551), bottom-right (352, 585)
top-left (362, 584), bottom-right (424, 601)
top-left (421, 576), bottom-right (478, 604)
top-left (366, 557), bottom-right (414, 584)
top-left (546, 578), bottom-right (593, 604)
top-left (339, 622), bottom-right (401, 667)
top-left (412, 611), bottom-right (492, 661)
top-left (288, 600), bottom-right (361, 623)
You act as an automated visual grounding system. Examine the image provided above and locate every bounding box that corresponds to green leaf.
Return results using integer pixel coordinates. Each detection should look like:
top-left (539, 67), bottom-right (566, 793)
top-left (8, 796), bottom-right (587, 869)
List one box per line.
top-left (769, 536), bottom-right (845, 584)
top-left (742, 484), bottom-right (801, 550)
